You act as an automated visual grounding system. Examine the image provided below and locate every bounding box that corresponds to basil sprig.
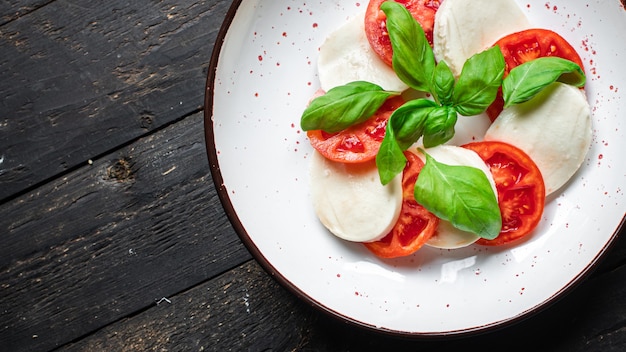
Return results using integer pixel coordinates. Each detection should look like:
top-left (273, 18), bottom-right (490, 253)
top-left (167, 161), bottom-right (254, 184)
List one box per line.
top-left (376, 2), bottom-right (505, 185)
top-left (300, 81), bottom-right (399, 133)
top-left (383, 1), bottom-right (435, 92)
top-left (502, 56), bottom-right (586, 108)
top-left (299, 1), bottom-right (586, 240)
top-left (452, 47), bottom-right (506, 116)
top-left (415, 151), bottom-right (502, 240)
top-left (377, 99), bottom-right (439, 184)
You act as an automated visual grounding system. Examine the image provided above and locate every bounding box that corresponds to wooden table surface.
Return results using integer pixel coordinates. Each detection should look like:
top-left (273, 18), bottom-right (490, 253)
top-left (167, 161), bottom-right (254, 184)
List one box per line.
top-left (1, 1), bottom-right (625, 351)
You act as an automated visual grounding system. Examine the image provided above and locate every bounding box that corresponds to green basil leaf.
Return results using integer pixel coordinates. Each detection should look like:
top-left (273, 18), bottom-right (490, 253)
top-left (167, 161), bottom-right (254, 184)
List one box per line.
top-left (433, 60), bottom-right (455, 106)
top-left (389, 99), bottom-right (438, 149)
top-left (376, 99), bottom-right (438, 185)
top-left (502, 56), bottom-right (586, 108)
top-left (381, 1), bottom-right (435, 92)
top-left (376, 126), bottom-right (407, 185)
top-left (300, 81), bottom-right (397, 133)
top-left (414, 152), bottom-right (502, 239)
top-left (452, 46), bottom-right (505, 116)
top-left (423, 106), bottom-right (457, 148)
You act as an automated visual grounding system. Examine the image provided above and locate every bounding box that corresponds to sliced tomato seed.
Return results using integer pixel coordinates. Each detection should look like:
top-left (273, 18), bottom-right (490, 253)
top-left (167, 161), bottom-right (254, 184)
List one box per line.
top-left (336, 135), bottom-right (365, 153)
top-left (397, 203), bottom-right (429, 247)
top-left (364, 152), bottom-right (439, 258)
top-left (365, 117), bottom-right (388, 141)
top-left (462, 141), bottom-right (545, 246)
top-left (320, 131), bottom-right (338, 139)
top-left (487, 152), bottom-right (529, 188)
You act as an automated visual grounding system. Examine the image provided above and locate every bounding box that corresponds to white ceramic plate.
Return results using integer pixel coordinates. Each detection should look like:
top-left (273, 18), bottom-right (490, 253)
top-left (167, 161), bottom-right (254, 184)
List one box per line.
top-left (205, 0), bottom-right (626, 336)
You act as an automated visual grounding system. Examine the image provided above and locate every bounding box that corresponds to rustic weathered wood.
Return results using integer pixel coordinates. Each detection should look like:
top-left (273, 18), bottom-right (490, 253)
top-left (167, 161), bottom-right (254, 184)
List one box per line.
top-left (59, 260), bottom-right (320, 352)
top-left (0, 0), bottom-right (231, 202)
top-left (0, 112), bottom-right (251, 352)
top-left (55, 235), bottom-right (626, 352)
top-left (0, 0), bottom-right (51, 26)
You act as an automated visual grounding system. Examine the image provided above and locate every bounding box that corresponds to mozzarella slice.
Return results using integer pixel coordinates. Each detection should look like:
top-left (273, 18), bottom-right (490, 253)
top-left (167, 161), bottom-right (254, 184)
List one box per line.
top-left (485, 82), bottom-right (592, 195)
top-left (433, 0), bottom-right (531, 76)
top-left (309, 151), bottom-right (403, 242)
top-left (445, 112), bottom-right (492, 146)
top-left (415, 145), bottom-right (498, 249)
top-left (317, 10), bottom-right (408, 92)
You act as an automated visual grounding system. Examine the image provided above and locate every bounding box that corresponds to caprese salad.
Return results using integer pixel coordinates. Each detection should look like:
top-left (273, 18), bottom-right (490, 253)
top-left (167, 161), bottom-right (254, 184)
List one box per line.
top-left (301, 0), bottom-right (591, 259)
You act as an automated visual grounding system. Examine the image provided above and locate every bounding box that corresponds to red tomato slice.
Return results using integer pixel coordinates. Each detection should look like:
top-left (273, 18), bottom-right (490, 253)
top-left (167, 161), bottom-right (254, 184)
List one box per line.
top-left (364, 151), bottom-right (439, 258)
top-left (364, 0), bottom-right (441, 67)
top-left (462, 141), bottom-right (545, 246)
top-left (486, 28), bottom-right (585, 121)
top-left (306, 96), bottom-right (404, 163)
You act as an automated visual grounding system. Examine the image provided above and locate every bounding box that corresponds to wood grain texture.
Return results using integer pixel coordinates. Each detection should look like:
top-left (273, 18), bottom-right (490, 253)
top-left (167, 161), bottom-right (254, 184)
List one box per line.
top-left (60, 260), bottom-right (319, 352)
top-left (0, 0), bottom-right (51, 25)
top-left (54, 236), bottom-right (626, 352)
top-left (0, 113), bottom-right (251, 352)
top-left (0, 0), bottom-right (231, 201)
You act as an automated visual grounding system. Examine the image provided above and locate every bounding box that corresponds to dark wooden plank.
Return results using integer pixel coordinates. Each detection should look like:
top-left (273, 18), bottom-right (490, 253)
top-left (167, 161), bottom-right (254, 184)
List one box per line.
top-left (58, 235), bottom-right (626, 352)
top-left (60, 260), bottom-right (320, 352)
top-left (0, 0), bottom-right (52, 26)
top-left (0, 112), bottom-right (252, 352)
top-left (0, 0), bottom-right (231, 201)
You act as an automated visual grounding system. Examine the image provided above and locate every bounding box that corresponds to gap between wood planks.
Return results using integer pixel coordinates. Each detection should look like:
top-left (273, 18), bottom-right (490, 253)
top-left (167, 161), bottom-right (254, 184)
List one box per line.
top-left (51, 257), bottom-right (261, 351)
top-left (0, 108), bottom-right (254, 351)
top-left (0, 107), bottom-right (203, 206)
top-left (0, 0), bottom-right (56, 26)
